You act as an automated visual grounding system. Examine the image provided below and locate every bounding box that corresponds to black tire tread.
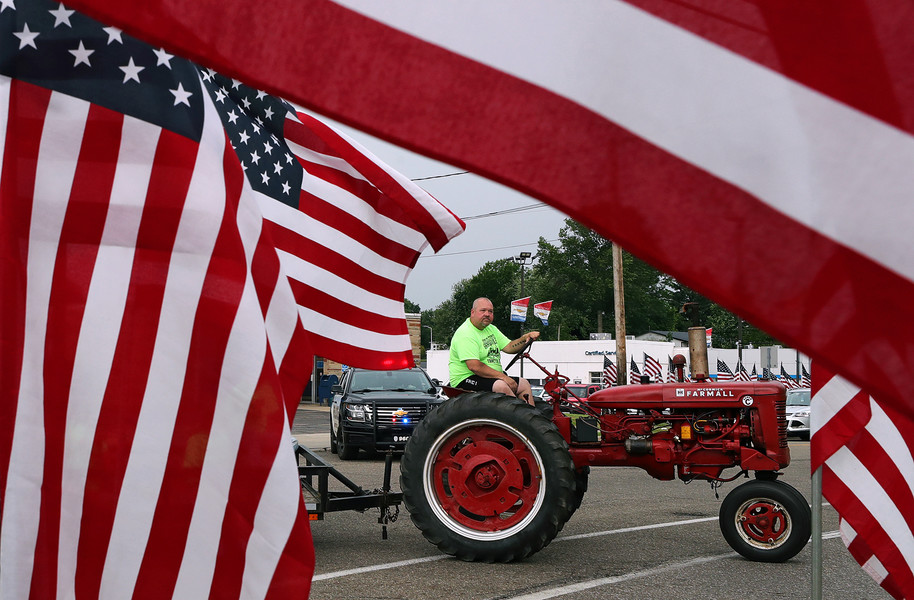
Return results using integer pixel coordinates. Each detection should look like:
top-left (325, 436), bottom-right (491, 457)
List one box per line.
top-left (337, 424), bottom-right (357, 460)
top-left (719, 478), bottom-right (810, 562)
top-left (400, 392), bottom-right (576, 562)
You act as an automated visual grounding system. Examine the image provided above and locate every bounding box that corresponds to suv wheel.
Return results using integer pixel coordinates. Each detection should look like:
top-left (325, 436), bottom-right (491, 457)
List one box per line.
top-left (329, 422), bottom-right (338, 454)
top-left (337, 424), bottom-right (358, 460)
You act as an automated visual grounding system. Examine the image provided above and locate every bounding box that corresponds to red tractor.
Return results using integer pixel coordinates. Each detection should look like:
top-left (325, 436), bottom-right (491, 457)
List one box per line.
top-left (399, 338), bottom-right (811, 564)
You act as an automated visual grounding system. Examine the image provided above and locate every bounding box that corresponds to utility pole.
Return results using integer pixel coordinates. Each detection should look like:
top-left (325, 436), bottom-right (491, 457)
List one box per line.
top-left (738, 318), bottom-right (743, 366)
top-left (514, 251), bottom-right (534, 377)
top-left (613, 243), bottom-right (627, 385)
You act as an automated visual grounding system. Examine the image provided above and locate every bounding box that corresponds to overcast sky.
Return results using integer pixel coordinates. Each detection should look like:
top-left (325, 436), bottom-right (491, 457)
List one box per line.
top-left (329, 120), bottom-right (569, 312)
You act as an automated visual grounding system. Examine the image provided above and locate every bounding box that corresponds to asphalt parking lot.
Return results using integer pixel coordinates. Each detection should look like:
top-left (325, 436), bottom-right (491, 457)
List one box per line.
top-left (292, 403), bottom-right (886, 600)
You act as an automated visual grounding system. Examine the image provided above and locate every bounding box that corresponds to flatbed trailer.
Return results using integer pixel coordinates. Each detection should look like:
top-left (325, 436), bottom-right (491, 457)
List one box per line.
top-left (293, 440), bottom-right (402, 537)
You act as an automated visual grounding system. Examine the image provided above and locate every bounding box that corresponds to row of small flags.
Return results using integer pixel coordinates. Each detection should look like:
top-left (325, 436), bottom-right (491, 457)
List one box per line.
top-left (716, 358), bottom-right (812, 388)
top-left (601, 354), bottom-right (812, 388)
top-left (510, 297), bottom-right (553, 326)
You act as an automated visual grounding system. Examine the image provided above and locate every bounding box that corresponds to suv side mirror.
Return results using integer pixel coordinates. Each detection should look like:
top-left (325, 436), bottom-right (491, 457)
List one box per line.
top-left (331, 385), bottom-right (343, 394)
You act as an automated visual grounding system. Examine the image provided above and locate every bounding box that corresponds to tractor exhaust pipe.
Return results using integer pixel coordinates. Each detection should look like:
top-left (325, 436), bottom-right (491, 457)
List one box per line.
top-left (688, 326), bottom-right (709, 381)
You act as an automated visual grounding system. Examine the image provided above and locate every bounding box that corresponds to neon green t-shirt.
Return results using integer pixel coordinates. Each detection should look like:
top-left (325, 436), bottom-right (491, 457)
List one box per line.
top-left (448, 318), bottom-right (511, 386)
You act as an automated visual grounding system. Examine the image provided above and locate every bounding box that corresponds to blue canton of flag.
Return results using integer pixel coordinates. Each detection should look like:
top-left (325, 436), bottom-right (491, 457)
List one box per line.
top-left (1, 1), bottom-right (203, 138)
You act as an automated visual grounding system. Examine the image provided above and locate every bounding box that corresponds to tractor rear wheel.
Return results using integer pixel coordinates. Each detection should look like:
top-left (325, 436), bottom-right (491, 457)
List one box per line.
top-left (719, 479), bottom-right (810, 562)
top-left (570, 466), bottom-right (590, 515)
top-left (400, 392), bottom-right (577, 562)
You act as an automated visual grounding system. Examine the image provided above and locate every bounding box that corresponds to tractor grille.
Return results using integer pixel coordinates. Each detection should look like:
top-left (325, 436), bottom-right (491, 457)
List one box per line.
top-left (776, 397), bottom-right (787, 448)
top-left (375, 404), bottom-right (432, 424)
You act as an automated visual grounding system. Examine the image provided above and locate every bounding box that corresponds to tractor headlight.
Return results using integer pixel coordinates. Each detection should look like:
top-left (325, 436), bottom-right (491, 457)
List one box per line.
top-left (345, 404), bottom-right (373, 422)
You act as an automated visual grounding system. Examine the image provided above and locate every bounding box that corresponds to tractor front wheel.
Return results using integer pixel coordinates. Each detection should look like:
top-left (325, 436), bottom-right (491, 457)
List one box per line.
top-left (719, 479), bottom-right (811, 562)
top-left (400, 392), bottom-right (577, 562)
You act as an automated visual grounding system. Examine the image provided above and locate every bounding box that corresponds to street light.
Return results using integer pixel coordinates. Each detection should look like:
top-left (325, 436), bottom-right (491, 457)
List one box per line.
top-left (423, 325), bottom-right (433, 351)
top-left (512, 252), bottom-right (535, 378)
top-left (514, 251), bottom-right (534, 297)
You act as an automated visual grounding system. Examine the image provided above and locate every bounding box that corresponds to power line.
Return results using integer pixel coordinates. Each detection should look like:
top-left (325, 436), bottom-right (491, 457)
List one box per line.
top-left (419, 239), bottom-right (560, 258)
top-left (461, 203), bottom-right (550, 221)
top-left (411, 171), bottom-right (469, 181)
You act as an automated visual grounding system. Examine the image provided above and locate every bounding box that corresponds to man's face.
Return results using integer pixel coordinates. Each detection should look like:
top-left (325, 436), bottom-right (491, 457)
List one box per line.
top-left (470, 300), bottom-right (495, 329)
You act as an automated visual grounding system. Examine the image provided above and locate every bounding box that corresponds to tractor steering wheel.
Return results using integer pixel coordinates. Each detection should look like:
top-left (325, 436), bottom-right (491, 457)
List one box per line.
top-left (504, 337), bottom-right (535, 372)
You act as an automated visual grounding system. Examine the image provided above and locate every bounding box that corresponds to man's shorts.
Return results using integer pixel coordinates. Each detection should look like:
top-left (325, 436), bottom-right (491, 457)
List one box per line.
top-left (455, 375), bottom-right (520, 392)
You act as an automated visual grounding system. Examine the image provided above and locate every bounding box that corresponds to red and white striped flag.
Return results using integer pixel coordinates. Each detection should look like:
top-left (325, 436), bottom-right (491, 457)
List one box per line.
top-left (716, 359), bottom-right (734, 382)
top-left (811, 364), bottom-right (914, 598)
top-left (736, 362), bottom-right (750, 382)
top-left (270, 110), bottom-right (463, 367)
top-left (0, 3), bottom-right (463, 597)
top-left (601, 355), bottom-right (616, 387)
top-left (643, 353), bottom-right (662, 382)
top-left (780, 364), bottom-right (799, 389)
top-left (62, 0), bottom-right (914, 595)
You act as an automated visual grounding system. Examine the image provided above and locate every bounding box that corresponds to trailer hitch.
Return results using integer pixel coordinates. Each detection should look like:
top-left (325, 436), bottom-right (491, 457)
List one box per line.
top-left (372, 450), bottom-right (400, 540)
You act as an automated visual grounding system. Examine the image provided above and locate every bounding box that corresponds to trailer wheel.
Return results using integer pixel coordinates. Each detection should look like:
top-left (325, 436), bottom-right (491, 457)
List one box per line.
top-left (400, 392), bottom-right (577, 562)
top-left (719, 479), bottom-right (810, 562)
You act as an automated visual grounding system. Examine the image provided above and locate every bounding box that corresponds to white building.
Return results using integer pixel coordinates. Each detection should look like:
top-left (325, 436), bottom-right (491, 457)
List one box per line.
top-left (426, 338), bottom-right (810, 386)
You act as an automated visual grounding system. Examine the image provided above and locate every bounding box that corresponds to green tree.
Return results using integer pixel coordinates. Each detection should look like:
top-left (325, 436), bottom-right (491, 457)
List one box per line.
top-left (420, 218), bottom-right (782, 350)
top-left (527, 221), bottom-right (681, 340)
top-left (404, 298), bottom-right (420, 313)
top-left (422, 259), bottom-right (522, 350)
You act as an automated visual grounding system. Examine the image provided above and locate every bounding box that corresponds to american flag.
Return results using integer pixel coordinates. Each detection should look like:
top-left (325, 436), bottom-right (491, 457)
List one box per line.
top-left (762, 367), bottom-right (776, 382)
top-left (63, 0), bottom-right (914, 595)
top-left (643, 353), bottom-right (662, 382)
top-left (716, 359), bottom-right (734, 382)
top-left (629, 356), bottom-right (641, 384)
top-left (801, 363), bottom-right (812, 388)
top-left (736, 361), bottom-right (750, 382)
top-left (601, 354), bottom-right (616, 387)
top-left (750, 365), bottom-right (758, 381)
top-left (666, 355), bottom-right (676, 383)
top-left (0, 2), bottom-right (462, 597)
top-left (811, 365), bottom-right (914, 598)
top-left (781, 364), bottom-right (799, 389)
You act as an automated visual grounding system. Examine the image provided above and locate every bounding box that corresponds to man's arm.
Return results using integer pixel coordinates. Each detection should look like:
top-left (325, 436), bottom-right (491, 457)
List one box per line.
top-left (502, 331), bottom-right (540, 355)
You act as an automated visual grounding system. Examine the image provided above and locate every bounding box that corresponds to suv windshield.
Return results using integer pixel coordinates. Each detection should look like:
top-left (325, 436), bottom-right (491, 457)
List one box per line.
top-left (786, 389), bottom-right (811, 406)
top-left (349, 369), bottom-right (431, 392)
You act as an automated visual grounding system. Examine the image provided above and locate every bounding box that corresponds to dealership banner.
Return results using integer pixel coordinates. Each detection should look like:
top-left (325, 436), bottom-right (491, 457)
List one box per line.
top-left (533, 300), bottom-right (553, 326)
top-left (510, 297), bottom-right (530, 322)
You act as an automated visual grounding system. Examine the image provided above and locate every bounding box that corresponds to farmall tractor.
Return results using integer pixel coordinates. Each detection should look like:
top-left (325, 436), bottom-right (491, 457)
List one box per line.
top-left (399, 330), bottom-right (811, 563)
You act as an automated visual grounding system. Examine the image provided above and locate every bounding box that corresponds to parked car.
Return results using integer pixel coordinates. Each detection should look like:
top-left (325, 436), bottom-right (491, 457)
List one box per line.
top-left (786, 387), bottom-right (811, 440)
top-left (330, 367), bottom-right (444, 459)
top-left (563, 383), bottom-right (602, 399)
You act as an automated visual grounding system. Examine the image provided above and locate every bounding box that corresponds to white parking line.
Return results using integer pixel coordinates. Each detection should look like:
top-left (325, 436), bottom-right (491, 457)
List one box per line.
top-left (502, 529), bottom-right (843, 600)
top-left (312, 555), bottom-right (447, 581)
top-left (555, 516), bottom-right (718, 542)
top-left (502, 553), bottom-right (738, 600)
top-left (311, 517), bottom-right (842, 584)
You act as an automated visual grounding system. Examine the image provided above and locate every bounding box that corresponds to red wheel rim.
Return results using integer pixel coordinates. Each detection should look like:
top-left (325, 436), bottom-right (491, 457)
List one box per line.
top-left (425, 421), bottom-right (544, 536)
top-left (736, 500), bottom-right (790, 546)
